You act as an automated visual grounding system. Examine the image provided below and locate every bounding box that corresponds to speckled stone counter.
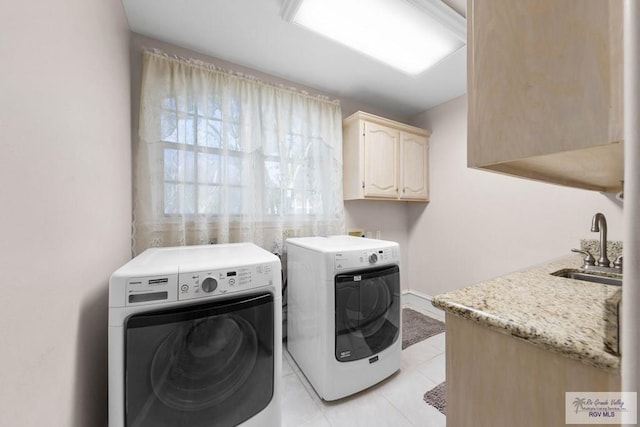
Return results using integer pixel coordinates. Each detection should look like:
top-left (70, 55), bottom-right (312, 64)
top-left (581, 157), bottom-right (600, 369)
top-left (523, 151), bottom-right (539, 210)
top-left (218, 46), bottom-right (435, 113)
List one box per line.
top-left (432, 255), bottom-right (621, 372)
top-left (604, 288), bottom-right (621, 355)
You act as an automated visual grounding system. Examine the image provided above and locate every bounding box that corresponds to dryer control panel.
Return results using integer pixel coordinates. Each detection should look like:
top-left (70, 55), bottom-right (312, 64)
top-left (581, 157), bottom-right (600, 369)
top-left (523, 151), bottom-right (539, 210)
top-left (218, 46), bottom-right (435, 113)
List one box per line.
top-left (123, 263), bottom-right (275, 305)
top-left (334, 247), bottom-right (399, 271)
top-left (177, 262), bottom-right (275, 301)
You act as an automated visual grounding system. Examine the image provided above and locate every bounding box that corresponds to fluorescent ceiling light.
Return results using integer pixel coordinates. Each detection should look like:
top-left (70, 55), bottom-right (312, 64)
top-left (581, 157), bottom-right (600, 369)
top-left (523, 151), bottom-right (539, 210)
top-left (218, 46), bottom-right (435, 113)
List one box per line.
top-left (283, 0), bottom-right (465, 75)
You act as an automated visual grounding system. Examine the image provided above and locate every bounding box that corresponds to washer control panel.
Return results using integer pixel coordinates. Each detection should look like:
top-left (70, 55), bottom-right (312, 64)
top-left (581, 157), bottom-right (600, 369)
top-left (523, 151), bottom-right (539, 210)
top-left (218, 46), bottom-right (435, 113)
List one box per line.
top-left (177, 262), bottom-right (274, 300)
top-left (334, 247), bottom-right (399, 271)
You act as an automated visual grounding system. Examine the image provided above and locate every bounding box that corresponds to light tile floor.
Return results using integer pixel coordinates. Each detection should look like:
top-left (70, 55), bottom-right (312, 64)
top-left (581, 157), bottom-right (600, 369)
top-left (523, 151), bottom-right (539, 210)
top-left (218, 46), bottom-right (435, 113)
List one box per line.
top-left (281, 304), bottom-right (446, 427)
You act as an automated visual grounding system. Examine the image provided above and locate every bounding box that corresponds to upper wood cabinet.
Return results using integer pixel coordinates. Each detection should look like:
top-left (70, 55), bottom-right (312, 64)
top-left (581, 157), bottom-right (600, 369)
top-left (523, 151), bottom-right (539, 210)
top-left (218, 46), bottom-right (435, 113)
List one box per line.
top-left (467, 0), bottom-right (623, 192)
top-left (343, 111), bottom-right (430, 202)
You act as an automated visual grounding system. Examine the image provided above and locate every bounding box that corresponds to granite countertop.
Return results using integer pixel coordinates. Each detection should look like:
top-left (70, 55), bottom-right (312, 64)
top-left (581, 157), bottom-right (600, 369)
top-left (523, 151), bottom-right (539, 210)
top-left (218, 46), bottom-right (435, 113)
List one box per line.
top-left (431, 254), bottom-right (621, 372)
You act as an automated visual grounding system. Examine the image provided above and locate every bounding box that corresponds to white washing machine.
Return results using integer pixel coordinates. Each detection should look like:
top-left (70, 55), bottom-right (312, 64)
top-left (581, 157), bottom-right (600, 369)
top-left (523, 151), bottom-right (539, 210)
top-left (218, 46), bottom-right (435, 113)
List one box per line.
top-left (108, 243), bottom-right (281, 427)
top-left (286, 236), bottom-right (401, 401)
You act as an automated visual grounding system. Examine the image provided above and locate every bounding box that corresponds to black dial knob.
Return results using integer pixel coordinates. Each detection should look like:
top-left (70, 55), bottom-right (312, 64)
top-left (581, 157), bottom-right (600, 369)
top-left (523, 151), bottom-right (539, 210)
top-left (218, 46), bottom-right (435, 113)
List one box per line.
top-left (201, 277), bottom-right (218, 293)
top-left (369, 253), bottom-right (378, 263)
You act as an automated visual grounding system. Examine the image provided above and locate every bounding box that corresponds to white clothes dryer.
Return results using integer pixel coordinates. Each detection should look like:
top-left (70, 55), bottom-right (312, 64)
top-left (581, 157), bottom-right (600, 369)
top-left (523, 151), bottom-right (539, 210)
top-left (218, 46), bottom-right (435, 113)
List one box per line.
top-left (108, 243), bottom-right (281, 427)
top-left (286, 236), bottom-right (401, 401)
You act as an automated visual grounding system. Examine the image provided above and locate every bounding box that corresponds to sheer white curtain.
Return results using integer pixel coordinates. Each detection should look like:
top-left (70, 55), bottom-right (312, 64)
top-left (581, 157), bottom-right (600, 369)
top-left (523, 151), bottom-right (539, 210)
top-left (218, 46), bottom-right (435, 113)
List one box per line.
top-left (133, 51), bottom-right (344, 255)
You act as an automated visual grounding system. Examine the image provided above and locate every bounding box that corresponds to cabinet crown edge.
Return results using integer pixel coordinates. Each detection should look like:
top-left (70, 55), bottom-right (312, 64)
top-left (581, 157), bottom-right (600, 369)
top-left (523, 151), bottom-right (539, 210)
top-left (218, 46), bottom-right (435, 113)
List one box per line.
top-left (343, 111), bottom-right (430, 136)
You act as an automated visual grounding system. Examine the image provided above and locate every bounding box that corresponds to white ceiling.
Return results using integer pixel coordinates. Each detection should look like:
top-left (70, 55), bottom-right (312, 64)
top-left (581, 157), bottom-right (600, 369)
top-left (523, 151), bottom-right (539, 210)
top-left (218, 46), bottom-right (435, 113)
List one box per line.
top-left (122, 0), bottom-right (467, 117)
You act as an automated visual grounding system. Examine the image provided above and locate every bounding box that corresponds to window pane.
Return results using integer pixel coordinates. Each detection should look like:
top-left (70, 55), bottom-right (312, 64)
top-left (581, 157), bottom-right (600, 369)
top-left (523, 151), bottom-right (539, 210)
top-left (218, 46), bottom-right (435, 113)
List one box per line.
top-left (285, 133), bottom-right (304, 160)
top-left (283, 189), bottom-right (297, 215)
top-left (161, 110), bottom-right (178, 143)
top-left (165, 96), bottom-right (196, 145)
top-left (228, 187), bottom-right (243, 215)
top-left (197, 118), bottom-right (222, 148)
top-left (164, 183), bottom-right (196, 215)
top-left (164, 149), bottom-right (195, 182)
top-left (176, 116), bottom-right (196, 145)
top-left (265, 188), bottom-right (281, 215)
top-left (198, 185), bottom-right (220, 215)
top-left (263, 130), bottom-right (279, 156)
top-left (265, 160), bottom-right (280, 188)
top-left (290, 161), bottom-right (308, 190)
top-left (227, 98), bottom-right (240, 123)
top-left (228, 156), bottom-right (244, 186)
top-left (305, 190), bottom-right (319, 215)
top-left (282, 189), bottom-right (310, 215)
top-left (226, 122), bottom-right (241, 151)
top-left (206, 96), bottom-right (223, 120)
top-left (197, 152), bottom-right (221, 184)
top-left (184, 184), bottom-right (196, 215)
top-left (164, 149), bottom-right (179, 181)
top-left (164, 183), bottom-right (180, 214)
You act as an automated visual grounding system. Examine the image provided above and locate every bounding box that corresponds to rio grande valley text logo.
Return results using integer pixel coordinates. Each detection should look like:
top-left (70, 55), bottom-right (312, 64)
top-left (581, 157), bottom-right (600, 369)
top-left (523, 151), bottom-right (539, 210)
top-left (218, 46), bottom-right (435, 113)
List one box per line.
top-left (566, 392), bottom-right (637, 424)
top-left (572, 396), bottom-right (625, 418)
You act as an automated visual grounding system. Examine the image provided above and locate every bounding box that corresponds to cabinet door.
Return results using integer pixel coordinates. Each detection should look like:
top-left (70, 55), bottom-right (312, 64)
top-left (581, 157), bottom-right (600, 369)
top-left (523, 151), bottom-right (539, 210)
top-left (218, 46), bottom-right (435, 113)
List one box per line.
top-left (400, 132), bottom-right (428, 200)
top-left (363, 121), bottom-right (398, 198)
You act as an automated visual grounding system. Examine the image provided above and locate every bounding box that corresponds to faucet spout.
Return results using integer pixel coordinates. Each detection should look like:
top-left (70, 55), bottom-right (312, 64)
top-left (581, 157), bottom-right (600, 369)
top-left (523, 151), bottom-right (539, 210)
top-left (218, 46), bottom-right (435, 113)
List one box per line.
top-left (591, 213), bottom-right (610, 267)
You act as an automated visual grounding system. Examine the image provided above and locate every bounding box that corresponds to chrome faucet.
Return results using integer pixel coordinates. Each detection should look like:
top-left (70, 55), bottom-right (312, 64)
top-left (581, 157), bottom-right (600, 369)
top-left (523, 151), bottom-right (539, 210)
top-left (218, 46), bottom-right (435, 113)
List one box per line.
top-left (591, 213), bottom-right (611, 267)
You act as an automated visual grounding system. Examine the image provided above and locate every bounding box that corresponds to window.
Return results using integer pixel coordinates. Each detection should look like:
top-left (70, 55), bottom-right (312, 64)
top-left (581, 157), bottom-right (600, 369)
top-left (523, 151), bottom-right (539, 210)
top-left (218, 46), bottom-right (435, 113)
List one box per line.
top-left (133, 51), bottom-right (344, 254)
top-left (160, 96), bottom-right (246, 216)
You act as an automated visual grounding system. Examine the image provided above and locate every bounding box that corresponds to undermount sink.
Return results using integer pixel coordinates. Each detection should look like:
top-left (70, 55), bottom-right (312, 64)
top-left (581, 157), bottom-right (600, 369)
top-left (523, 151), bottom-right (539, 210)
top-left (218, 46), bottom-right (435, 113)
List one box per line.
top-left (552, 267), bottom-right (623, 356)
top-left (551, 269), bottom-right (623, 286)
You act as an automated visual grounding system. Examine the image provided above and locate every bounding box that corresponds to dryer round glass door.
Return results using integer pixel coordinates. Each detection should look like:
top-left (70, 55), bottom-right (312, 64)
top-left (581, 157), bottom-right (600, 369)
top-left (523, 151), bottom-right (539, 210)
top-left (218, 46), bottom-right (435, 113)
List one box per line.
top-left (124, 292), bottom-right (274, 427)
top-left (334, 265), bottom-right (400, 362)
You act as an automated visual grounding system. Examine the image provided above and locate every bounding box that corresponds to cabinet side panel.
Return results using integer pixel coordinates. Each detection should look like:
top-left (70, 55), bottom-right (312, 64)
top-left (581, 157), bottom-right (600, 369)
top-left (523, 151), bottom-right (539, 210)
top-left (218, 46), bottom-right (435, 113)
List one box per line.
top-left (446, 314), bottom-right (621, 427)
top-left (468, 0), bottom-right (622, 167)
top-left (342, 119), bottom-right (362, 200)
top-left (608, 0), bottom-right (624, 145)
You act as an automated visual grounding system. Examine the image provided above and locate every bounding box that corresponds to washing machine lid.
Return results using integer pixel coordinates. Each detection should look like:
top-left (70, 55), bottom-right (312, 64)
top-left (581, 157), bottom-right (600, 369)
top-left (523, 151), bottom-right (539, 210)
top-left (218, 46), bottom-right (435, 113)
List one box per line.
top-left (286, 235), bottom-right (397, 253)
top-left (113, 243), bottom-right (278, 277)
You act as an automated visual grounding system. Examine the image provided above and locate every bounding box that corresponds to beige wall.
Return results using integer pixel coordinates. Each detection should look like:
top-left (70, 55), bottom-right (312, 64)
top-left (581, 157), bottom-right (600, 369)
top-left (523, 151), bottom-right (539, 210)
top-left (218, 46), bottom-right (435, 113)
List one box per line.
top-left (407, 95), bottom-right (624, 297)
top-left (344, 200), bottom-right (410, 288)
top-left (0, 0), bottom-right (132, 425)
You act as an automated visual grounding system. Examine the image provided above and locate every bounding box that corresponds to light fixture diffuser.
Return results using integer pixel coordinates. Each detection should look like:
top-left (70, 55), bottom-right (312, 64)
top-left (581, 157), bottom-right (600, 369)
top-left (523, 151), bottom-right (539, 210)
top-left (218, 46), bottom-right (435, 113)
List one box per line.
top-left (284, 0), bottom-right (465, 75)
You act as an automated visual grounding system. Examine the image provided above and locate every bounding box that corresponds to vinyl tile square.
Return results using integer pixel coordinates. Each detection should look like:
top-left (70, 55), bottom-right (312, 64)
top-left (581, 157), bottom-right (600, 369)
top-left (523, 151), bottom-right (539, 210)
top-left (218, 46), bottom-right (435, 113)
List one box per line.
top-left (375, 369), bottom-right (445, 427)
top-left (417, 353), bottom-right (446, 385)
top-left (401, 339), bottom-right (443, 372)
top-left (426, 332), bottom-right (446, 352)
top-left (321, 392), bottom-right (414, 427)
top-left (299, 413), bottom-right (332, 427)
top-left (281, 373), bottom-right (323, 427)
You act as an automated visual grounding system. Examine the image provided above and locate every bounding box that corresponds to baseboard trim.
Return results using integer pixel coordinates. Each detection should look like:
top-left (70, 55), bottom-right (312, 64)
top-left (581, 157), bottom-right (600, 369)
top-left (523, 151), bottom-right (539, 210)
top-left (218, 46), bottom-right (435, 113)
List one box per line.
top-left (402, 289), bottom-right (445, 320)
